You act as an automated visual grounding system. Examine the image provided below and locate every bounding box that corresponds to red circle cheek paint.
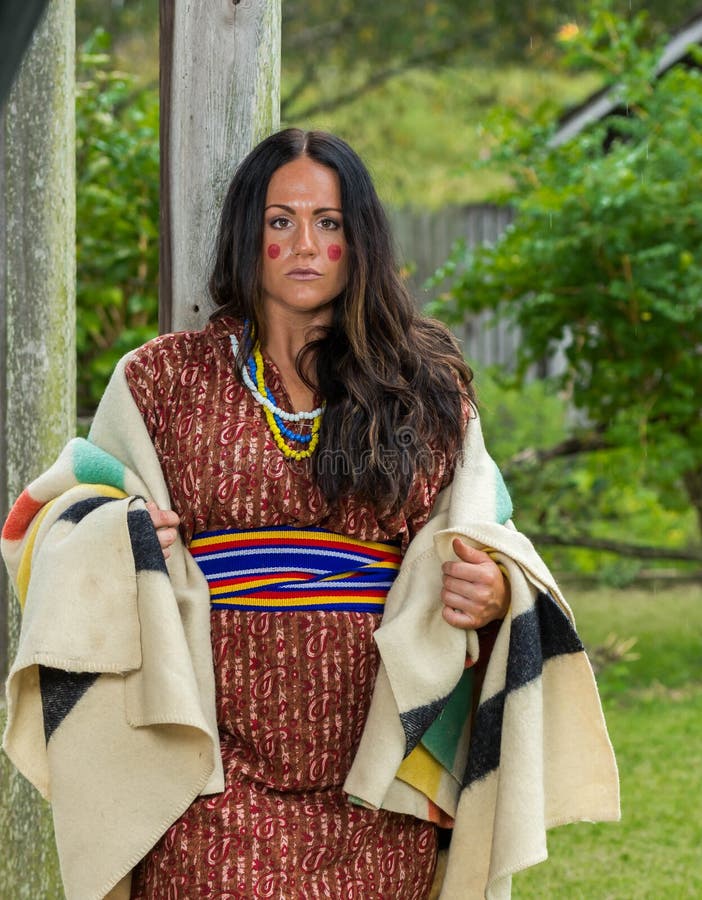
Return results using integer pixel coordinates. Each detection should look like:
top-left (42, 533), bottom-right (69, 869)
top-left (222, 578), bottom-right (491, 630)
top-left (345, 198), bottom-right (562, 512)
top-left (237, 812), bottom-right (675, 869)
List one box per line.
top-left (267, 243), bottom-right (281, 259)
top-left (327, 244), bottom-right (342, 262)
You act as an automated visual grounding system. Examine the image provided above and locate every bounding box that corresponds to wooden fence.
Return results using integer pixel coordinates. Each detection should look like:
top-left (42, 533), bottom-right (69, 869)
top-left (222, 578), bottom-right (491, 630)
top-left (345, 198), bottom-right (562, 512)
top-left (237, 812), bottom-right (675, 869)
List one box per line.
top-left (389, 203), bottom-right (516, 370)
top-left (389, 203), bottom-right (566, 377)
top-left (390, 203), bottom-right (519, 367)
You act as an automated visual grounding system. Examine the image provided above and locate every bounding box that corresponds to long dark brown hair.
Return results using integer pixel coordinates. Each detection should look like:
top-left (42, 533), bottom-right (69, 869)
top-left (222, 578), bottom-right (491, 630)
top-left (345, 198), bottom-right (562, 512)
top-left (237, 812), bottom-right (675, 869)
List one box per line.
top-left (209, 128), bottom-right (475, 514)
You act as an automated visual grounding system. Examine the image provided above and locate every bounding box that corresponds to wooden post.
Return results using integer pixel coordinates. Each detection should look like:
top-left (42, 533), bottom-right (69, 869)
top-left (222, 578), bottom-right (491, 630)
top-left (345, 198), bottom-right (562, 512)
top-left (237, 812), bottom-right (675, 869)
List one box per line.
top-left (0, 0), bottom-right (75, 893)
top-left (160, 0), bottom-right (281, 333)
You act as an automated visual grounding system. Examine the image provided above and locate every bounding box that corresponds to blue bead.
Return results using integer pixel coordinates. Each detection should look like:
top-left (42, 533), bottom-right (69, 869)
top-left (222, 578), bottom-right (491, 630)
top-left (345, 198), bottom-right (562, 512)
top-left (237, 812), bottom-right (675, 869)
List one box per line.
top-left (247, 354), bottom-right (312, 443)
top-left (275, 414), bottom-right (312, 443)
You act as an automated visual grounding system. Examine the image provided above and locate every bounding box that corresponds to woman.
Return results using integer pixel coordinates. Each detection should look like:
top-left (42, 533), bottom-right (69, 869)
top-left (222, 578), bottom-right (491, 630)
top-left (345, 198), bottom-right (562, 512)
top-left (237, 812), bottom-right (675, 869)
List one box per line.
top-left (3, 128), bottom-right (619, 900)
top-left (125, 128), bottom-right (509, 898)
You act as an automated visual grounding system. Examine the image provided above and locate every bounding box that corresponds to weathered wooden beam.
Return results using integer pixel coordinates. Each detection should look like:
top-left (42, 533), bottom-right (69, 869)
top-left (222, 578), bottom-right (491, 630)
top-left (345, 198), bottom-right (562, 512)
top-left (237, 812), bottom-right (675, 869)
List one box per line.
top-left (0, 0), bottom-right (50, 105)
top-left (0, 0), bottom-right (75, 892)
top-left (0, 91), bottom-right (6, 693)
top-left (160, 0), bottom-right (281, 333)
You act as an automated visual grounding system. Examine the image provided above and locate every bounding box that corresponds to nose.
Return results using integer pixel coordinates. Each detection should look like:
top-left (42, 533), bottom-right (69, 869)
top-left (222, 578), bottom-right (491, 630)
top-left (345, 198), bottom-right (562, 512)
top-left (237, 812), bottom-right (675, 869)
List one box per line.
top-left (293, 221), bottom-right (316, 257)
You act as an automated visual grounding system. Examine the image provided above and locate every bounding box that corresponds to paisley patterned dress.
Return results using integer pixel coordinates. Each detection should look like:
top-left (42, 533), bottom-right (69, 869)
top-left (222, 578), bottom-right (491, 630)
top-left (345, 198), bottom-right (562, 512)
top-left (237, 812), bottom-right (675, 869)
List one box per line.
top-left (127, 316), bottom-right (457, 900)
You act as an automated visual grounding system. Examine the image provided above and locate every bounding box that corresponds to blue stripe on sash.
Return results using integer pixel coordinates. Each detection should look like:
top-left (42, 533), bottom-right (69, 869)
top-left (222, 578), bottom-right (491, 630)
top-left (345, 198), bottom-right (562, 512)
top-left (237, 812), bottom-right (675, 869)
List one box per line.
top-left (189, 526), bottom-right (402, 613)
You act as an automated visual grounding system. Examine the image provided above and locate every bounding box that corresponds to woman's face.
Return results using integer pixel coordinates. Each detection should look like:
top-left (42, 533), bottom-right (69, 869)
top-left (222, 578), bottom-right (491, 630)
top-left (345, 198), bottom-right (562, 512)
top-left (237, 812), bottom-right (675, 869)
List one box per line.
top-left (260, 156), bottom-right (349, 325)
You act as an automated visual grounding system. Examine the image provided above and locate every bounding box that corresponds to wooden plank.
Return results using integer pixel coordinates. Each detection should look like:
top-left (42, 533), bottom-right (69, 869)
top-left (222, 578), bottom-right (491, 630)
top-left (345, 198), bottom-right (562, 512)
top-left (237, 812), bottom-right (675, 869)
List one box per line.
top-left (1, 0), bottom-right (76, 679)
top-left (0, 0), bottom-right (74, 891)
top-left (0, 106), bottom-right (7, 684)
top-left (158, 0), bottom-right (175, 335)
top-left (389, 203), bottom-right (568, 376)
top-left (161, 0), bottom-right (281, 333)
top-left (0, 0), bottom-right (49, 104)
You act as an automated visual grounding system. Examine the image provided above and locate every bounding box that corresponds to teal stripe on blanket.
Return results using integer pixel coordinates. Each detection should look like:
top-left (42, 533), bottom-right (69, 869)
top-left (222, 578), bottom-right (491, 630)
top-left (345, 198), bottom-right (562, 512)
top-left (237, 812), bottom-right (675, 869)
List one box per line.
top-left (420, 666), bottom-right (475, 774)
top-left (493, 460), bottom-right (513, 524)
top-left (73, 439), bottom-right (126, 490)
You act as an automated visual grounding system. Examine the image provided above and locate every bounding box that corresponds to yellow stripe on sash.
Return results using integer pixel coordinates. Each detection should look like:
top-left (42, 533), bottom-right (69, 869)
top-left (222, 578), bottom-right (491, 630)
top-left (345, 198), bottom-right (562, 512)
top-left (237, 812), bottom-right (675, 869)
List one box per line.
top-left (189, 528), bottom-right (400, 557)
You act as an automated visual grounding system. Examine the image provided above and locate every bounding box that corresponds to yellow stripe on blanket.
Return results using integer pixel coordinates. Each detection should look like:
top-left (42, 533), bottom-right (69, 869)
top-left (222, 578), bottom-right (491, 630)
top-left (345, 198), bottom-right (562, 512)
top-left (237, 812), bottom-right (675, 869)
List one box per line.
top-left (16, 500), bottom-right (57, 609)
top-left (15, 484), bottom-right (127, 609)
top-left (396, 742), bottom-right (445, 801)
top-left (396, 743), bottom-right (457, 828)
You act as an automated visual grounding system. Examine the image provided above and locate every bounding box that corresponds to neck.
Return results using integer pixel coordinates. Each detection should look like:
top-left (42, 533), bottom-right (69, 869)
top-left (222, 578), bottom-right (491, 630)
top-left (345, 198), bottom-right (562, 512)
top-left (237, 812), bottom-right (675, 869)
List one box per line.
top-left (259, 307), bottom-right (331, 375)
top-left (252, 307), bottom-right (332, 412)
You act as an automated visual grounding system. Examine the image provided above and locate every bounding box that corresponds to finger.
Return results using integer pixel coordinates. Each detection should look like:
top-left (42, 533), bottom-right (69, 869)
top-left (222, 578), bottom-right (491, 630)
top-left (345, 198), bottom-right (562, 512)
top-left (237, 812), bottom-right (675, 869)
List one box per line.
top-left (442, 560), bottom-right (497, 591)
top-left (451, 537), bottom-right (491, 565)
top-left (146, 502), bottom-right (180, 529)
top-left (440, 587), bottom-right (481, 616)
top-left (155, 510), bottom-right (180, 528)
top-left (441, 580), bottom-right (505, 625)
top-left (156, 527), bottom-right (179, 549)
top-left (441, 605), bottom-right (476, 630)
top-left (442, 575), bottom-right (491, 604)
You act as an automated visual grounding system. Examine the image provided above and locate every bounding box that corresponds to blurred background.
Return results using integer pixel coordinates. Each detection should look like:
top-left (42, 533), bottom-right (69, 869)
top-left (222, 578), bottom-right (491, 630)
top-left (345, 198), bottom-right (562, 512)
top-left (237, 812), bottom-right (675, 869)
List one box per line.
top-left (73, 0), bottom-right (702, 579)
top-left (4, 1), bottom-right (702, 895)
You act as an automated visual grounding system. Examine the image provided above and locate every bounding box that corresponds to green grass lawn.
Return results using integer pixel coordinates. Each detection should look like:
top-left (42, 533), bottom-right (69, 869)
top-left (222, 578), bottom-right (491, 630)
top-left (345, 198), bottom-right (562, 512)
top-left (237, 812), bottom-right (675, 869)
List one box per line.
top-left (514, 584), bottom-right (702, 898)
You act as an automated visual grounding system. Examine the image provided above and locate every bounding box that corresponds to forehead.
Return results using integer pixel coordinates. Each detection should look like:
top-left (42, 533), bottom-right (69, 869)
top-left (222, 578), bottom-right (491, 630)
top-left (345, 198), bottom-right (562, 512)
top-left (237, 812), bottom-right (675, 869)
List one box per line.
top-left (265, 157), bottom-right (341, 208)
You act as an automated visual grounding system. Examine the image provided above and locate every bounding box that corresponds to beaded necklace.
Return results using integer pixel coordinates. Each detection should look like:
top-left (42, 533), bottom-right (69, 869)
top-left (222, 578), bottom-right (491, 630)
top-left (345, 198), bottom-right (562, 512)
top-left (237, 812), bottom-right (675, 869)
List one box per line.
top-left (230, 330), bottom-right (324, 461)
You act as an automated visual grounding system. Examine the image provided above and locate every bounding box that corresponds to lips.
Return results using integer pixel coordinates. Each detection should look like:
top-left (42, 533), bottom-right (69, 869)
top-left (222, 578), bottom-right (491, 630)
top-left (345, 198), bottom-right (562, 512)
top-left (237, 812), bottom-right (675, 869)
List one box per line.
top-left (286, 267), bottom-right (322, 280)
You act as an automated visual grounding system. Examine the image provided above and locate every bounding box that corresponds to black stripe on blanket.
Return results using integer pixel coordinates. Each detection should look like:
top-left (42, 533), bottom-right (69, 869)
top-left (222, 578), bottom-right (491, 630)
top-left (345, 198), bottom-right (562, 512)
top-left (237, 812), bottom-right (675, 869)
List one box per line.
top-left (39, 666), bottom-right (100, 743)
top-left (59, 499), bottom-right (167, 574)
top-left (38, 501), bottom-right (167, 743)
top-left (463, 590), bottom-right (584, 786)
top-left (399, 591), bottom-right (582, 761)
top-left (128, 508), bottom-right (168, 574)
top-left (58, 495), bottom-right (117, 523)
top-left (400, 695), bottom-right (452, 758)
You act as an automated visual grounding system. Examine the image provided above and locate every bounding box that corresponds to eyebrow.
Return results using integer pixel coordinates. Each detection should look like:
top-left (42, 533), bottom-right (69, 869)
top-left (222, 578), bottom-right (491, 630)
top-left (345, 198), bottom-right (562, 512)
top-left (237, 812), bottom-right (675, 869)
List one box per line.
top-left (265, 204), bottom-right (343, 215)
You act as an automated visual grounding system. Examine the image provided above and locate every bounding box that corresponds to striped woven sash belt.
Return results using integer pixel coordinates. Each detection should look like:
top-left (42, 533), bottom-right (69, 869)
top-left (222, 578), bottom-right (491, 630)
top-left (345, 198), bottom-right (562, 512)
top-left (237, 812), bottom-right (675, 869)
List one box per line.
top-left (189, 526), bottom-right (402, 613)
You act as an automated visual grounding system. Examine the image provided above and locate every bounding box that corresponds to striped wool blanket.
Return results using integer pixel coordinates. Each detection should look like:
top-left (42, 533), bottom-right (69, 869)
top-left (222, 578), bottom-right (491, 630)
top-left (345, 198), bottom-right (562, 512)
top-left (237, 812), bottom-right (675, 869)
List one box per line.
top-left (2, 349), bottom-right (618, 899)
top-left (344, 407), bottom-right (620, 899)
top-left (1, 356), bottom-right (223, 900)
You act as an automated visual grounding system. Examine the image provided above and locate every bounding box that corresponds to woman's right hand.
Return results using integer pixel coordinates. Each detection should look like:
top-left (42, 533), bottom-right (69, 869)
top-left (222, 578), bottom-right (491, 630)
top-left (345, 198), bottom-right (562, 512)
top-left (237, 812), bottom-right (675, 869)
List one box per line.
top-left (145, 501), bottom-right (181, 559)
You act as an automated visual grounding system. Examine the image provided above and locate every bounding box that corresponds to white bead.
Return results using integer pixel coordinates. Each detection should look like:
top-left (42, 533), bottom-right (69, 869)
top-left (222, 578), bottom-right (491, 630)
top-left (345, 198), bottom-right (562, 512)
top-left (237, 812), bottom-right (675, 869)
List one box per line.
top-left (230, 333), bottom-right (325, 421)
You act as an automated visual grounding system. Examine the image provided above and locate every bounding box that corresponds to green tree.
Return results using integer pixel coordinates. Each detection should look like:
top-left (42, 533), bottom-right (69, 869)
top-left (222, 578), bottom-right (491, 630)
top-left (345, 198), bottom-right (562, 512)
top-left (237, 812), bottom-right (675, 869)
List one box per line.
top-left (76, 31), bottom-right (159, 415)
top-left (75, 1), bottom-right (701, 117)
top-left (281, 0), bottom-right (700, 120)
top-left (472, 370), bottom-right (698, 580)
top-left (435, 4), bottom-right (702, 538)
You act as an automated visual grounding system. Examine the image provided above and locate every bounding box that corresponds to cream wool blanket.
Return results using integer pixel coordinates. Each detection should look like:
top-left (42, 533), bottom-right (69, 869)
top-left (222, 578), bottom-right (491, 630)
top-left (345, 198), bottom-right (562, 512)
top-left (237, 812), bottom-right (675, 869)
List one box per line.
top-left (2, 350), bottom-right (619, 899)
top-left (344, 407), bottom-right (620, 899)
top-left (1, 355), bottom-right (224, 900)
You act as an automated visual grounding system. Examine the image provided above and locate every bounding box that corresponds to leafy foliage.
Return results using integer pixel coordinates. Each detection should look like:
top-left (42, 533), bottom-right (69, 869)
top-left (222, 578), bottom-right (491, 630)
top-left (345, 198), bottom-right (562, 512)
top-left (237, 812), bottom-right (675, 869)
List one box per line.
top-left (282, 1), bottom-right (568, 120)
top-left (280, 0), bottom-right (698, 119)
top-left (474, 369), bottom-right (697, 578)
top-left (436, 3), bottom-right (702, 536)
top-left (304, 66), bottom-right (600, 209)
top-left (76, 1), bottom-right (702, 115)
top-left (76, 31), bottom-right (159, 414)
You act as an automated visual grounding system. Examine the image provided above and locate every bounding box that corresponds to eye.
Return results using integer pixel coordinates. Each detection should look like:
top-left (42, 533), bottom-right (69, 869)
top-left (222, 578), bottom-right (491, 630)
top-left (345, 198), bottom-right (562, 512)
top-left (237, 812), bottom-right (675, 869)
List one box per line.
top-left (269, 216), bottom-right (292, 230)
top-left (318, 217), bottom-right (341, 231)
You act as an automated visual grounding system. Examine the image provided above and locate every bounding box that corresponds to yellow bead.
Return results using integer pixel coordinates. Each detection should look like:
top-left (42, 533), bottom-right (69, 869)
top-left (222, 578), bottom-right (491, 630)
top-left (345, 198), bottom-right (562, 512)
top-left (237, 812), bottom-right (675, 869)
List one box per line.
top-left (252, 341), bottom-right (322, 460)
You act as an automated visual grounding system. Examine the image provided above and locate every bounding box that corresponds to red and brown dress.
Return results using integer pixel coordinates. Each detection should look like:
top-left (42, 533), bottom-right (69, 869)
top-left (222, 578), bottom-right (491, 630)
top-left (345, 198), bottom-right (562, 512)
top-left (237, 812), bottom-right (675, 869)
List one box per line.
top-left (127, 317), bottom-right (457, 900)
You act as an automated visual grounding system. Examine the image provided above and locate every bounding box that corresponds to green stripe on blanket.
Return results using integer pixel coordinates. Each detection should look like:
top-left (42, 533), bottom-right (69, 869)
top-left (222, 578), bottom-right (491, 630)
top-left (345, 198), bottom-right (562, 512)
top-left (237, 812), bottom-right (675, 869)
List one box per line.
top-left (73, 439), bottom-right (126, 490)
top-left (420, 665), bottom-right (475, 776)
top-left (493, 459), bottom-right (513, 525)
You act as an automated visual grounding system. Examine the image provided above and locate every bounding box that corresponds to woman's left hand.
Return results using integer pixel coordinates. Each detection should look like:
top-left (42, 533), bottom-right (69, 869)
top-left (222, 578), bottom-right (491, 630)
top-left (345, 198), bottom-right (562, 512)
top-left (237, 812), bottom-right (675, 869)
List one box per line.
top-left (441, 537), bottom-right (510, 630)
